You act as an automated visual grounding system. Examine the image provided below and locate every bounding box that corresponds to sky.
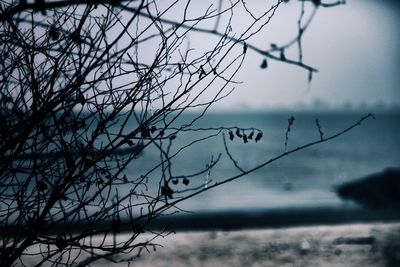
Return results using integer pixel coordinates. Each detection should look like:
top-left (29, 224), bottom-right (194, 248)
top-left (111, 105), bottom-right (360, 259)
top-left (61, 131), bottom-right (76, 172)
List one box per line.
top-left (107, 0), bottom-right (399, 112)
top-left (202, 0), bottom-right (400, 111)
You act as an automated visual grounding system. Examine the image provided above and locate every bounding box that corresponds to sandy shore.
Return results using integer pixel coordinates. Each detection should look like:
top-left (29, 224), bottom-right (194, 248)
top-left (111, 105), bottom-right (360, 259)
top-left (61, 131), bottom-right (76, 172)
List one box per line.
top-left (19, 222), bottom-right (400, 266)
top-left (15, 207), bottom-right (400, 266)
top-left (111, 223), bottom-right (400, 267)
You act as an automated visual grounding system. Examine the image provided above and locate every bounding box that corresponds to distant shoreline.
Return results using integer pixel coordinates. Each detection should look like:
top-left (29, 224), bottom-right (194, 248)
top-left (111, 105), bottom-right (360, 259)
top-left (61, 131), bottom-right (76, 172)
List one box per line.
top-left (146, 206), bottom-right (400, 232)
top-left (197, 109), bottom-right (400, 115)
top-left (3, 206), bottom-right (400, 239)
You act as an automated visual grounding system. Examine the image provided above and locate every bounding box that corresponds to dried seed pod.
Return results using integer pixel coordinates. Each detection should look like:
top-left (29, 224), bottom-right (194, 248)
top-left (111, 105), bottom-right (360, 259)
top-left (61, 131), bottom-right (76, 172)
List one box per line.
top-left (183, 178), bottom-right (189, 186)
top-left (248, 131), bottom-right (254, 140)
top-left (255, 132), bottom-right (263, 142)
top-left (229, 131), bottom-right (234, 140)
top-left (260, 59), bottom-right (268, 69)
top-left (236, 128), bottom-right (243, 138)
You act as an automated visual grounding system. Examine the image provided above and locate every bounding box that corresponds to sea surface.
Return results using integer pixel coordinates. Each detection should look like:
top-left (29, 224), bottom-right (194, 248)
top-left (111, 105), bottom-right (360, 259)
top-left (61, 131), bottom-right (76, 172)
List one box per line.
top-left (123, 111), bottom-right (400, 212)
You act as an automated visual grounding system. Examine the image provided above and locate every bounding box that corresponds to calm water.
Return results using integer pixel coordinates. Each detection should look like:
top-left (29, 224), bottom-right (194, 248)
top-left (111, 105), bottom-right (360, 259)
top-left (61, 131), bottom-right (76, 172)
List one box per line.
top-left (124, 111), bottom-right (400, 212)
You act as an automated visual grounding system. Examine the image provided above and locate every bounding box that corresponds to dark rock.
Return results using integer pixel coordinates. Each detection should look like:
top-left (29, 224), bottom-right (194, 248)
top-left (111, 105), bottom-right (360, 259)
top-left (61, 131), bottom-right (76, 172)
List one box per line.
top-left (336, 168), bottom-right (400, 211)
top-left (333, 236), bottom-right (376, 245)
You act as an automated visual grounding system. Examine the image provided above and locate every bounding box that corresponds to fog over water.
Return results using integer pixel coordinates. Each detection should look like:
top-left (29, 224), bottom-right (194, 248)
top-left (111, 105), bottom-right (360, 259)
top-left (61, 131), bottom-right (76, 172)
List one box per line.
top-left (189, 0), bottom-right (400, 111)
top-left (123, 112), bottom-right (400, 212)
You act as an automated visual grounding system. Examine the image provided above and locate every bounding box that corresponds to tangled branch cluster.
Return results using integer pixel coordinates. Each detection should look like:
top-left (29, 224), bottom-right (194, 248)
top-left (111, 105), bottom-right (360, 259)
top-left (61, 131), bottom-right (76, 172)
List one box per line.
top-left (0, 0), bottom-right (358, 266)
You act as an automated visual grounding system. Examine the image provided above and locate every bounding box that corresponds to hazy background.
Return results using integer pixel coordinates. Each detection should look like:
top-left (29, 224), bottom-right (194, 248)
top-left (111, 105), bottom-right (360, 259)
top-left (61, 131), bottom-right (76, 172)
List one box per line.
top-left (128, 0), bottom-right (400, 211)
top-left (200, 0), bottom-right (400, 112)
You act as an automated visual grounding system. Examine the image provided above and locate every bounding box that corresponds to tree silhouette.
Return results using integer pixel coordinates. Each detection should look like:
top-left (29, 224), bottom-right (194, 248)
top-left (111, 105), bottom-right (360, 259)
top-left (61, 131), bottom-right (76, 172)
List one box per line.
top-left (0, 0), bottom-right (369, 266)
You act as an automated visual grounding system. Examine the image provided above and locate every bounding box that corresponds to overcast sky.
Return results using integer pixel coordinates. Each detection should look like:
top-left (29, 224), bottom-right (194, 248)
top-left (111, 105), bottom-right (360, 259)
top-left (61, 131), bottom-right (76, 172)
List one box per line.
top-left (206, 0), bottom-right (400, 111)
